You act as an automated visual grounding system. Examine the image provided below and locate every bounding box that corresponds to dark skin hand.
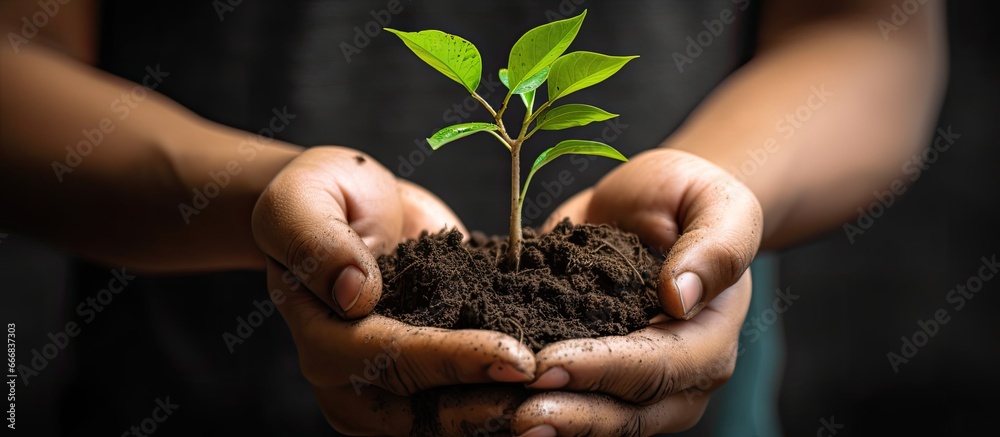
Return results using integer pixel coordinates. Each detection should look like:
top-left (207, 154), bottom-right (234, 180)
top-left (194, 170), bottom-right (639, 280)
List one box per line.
top-left (255, 147), bottom-right (539, 435)
top-left (259, 149), bottom-right (757, 437)
top-left (1, 0), bottom-right (945, 434)
top-left (507, 0), bottom-right (947, 433)
top-left (513, 150), bottom-right (758, 436)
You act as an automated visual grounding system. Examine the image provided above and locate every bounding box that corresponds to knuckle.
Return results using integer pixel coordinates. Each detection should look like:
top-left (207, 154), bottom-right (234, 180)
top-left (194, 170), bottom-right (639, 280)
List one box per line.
top-left (632, 366), bottom-right (675, 406)
top-left (605, 400), bottom-right (644, 437)
top-left (619, 336), bottom-right (675, 405)
top-left (630, 409), bottom-right (648, 437)
top-left (377, 348), bottom-right (426, 396)
top-left (708, 239), bottom-right (749, 284)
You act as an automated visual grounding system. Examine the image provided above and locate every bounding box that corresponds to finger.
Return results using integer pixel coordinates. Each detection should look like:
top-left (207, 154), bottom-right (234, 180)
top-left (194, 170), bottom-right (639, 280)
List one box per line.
top-left (316, 384), bottom-right (526, 437)
top-left (344, 317), bottom-right (537, 395)
top-left (589, 149), bottom-right (762, 319)
top-left (528, 272), bottom-right (751, 405)
top-left (268, 259), bottom-right (537, 394)
top-left (512, 390), bottom-right (712, 437)
top-left (658, 164), bottom-right (761, 319)
top-left (396, 178), bottom-right (468, 239)
top-left (253, 147), bottom-right (403, 318)
top-left (541, 189), bottom-right (592, 233)
top-left (432, 384), bottom-right (526, 437)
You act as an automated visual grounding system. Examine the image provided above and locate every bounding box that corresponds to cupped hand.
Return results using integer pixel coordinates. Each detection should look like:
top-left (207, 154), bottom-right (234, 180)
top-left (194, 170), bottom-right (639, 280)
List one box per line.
top-left (252, 146), bottom-right (536, 435)
top-left (513, 148), bottom-right (762, 436)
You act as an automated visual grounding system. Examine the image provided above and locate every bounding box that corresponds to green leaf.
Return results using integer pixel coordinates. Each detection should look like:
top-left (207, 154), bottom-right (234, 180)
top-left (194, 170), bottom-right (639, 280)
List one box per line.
top-left (535, 104), bottom-right (618, 131)
top-left (386, 29), bottom-right (483, 94)
top-left (427, 122), bottom-right (499, 150)
top-left (511, 67), bottom-right (549, 95)
top-left (520, 140), bottom-right (627, 205)
top-left (547, 52), bottom-right (638, 101)
top-left (500, 68), bottom-right (545, 112)
top-left (520, 89), bottom-right (536, 113)
top-left (507, 10), bottom-right (586, 93)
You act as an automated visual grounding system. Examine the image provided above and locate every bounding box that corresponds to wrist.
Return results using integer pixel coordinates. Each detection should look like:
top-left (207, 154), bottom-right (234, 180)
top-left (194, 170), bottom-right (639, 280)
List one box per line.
top-left (163, 120), bottom-right (304, 271)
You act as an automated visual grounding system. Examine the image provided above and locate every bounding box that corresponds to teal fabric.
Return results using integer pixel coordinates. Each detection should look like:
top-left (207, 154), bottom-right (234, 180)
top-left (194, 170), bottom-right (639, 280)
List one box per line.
top-left (713, 253), bottom-right (784, 437)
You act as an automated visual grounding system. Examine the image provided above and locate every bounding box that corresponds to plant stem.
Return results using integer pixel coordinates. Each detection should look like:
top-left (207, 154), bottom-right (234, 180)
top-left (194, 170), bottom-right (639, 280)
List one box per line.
top-left (472, 92), bottom-right (498, 118)
top-left (506, 143), bottom-right (522, 270)
top-left (518, 100), bottom-right (552, 142)
top-left (525, 100), bottom-right (552, 127)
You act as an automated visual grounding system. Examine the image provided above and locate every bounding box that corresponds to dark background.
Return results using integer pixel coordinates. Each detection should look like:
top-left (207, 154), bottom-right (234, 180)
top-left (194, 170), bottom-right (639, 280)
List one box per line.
top-left (777, 2), bottom-right (1000, 434)
top-left (1, 1), bottom-right (997, 435)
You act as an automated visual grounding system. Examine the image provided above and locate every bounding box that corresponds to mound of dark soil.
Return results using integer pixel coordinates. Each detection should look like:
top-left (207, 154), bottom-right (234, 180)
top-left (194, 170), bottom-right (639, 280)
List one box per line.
top-left (375, 220), bottom-right (663, 352)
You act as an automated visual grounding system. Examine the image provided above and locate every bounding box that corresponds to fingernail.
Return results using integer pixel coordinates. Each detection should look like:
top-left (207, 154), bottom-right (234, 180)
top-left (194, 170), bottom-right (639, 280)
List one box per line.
top-left (526, 367), bottom-right (569, 389)
top-left (333, 265), bottom-right (365, 313)
top-left (517, 424), bottom-right (557, 437)
top-left (648, 313), bottom-right (670, 324)
top-left (488, 361), bottom-right (531, 383)
top-left (676, 271), bottom-right (703, 318)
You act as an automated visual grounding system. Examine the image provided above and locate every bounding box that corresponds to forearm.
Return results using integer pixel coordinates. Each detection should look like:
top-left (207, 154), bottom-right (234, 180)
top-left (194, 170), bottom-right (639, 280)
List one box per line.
top-left (669, 1), bottom-right (947, 249)
top-left (0, 43), bottom-right (301, 272)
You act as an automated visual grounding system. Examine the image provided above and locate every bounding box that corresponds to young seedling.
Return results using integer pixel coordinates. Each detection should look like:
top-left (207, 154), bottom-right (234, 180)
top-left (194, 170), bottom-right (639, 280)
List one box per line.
top-left (387, 10), bottom-right (636, 269)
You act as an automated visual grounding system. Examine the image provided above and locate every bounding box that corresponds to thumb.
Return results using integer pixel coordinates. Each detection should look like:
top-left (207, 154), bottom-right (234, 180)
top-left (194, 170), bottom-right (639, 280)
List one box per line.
top-left (252, 147), bottom-right (403, 319)
top-left (658, 171), bottom-right (762, 320)
top-left (587, 149), bottom-right (762, 320)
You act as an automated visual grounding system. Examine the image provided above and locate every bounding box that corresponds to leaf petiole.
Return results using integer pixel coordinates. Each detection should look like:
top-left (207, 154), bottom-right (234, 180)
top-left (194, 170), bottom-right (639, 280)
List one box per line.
top-left (471, 92), bottom-right (498, 118)
top-left (487, 130), bottom-right (511, 151)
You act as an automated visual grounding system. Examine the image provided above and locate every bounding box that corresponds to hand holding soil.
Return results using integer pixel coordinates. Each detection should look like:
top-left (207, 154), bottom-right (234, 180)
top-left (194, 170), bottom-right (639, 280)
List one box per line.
top-left (506, 149), bottom-right (761, 436)
top-left (544, 148), bottom-right (763, 320)
top-left (366, 149), bottom-right (762, 436)
top-left (253, 147), bottom-right (542, 435)
top-left (512, 274), bottom-right (752, 436)
top-left (253, 11), bottom-right (763, 434)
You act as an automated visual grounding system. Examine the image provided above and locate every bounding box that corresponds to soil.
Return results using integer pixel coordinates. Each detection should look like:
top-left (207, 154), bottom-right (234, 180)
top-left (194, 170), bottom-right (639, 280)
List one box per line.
top-left (375, 219), bottom-right (665, 435)
top-left (374, 219), bottom-right (664, 352)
